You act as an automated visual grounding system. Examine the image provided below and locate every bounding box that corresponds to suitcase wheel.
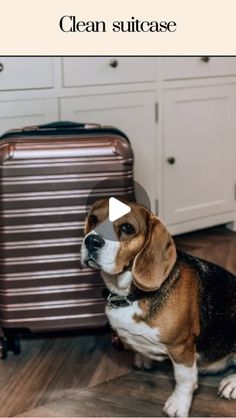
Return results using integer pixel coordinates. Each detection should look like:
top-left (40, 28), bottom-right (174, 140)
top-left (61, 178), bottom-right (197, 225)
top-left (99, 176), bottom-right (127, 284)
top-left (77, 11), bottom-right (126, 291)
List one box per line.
top-left (0, 337), bottom-right (8, 359)
top-left (0, 331), bottom-right (21, 359)
top-left (9, 334), bottom-right (21, 356)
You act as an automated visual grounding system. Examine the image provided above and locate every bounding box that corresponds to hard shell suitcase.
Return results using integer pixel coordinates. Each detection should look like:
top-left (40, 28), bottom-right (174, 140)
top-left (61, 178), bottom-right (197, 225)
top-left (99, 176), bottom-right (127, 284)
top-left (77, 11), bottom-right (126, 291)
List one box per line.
top-left (0, 121), bottom-right (134, 356)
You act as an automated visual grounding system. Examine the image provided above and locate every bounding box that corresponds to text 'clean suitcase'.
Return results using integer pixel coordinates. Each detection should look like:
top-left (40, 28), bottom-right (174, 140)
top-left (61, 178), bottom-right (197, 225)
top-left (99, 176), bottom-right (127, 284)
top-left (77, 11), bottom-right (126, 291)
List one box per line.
top-left (0, 121), bottom-right (134, 357)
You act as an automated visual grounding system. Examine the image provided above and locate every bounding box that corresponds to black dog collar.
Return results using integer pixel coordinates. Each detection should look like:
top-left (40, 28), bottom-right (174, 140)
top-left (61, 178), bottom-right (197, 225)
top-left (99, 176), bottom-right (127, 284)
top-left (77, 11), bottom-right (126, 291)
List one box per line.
top-left (102, 260), bottom-right (180, 309)
top-left (102, 288), bottom-right (157, 309)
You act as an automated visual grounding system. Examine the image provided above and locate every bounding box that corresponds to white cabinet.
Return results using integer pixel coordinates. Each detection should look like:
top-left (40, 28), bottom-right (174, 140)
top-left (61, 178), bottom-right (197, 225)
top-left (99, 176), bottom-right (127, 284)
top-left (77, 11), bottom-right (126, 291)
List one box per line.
top-left (0, 58), bottom-right (54, 91)
top-left (162, 85), bottom-right (236, 229)
top-left (0, 99), bottom-right (58, 136)
top-left (60, 92), bottom-right (156, 208)
top-left (62, 57), bottom-right (156, 87)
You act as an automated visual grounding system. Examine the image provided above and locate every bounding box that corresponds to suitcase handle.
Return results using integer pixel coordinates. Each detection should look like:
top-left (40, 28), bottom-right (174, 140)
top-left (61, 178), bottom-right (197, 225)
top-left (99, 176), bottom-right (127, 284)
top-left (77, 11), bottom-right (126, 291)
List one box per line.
top-left (22, 121), bottom-right (102, 132)
top-left (37, 121), bottom-right (88, 130)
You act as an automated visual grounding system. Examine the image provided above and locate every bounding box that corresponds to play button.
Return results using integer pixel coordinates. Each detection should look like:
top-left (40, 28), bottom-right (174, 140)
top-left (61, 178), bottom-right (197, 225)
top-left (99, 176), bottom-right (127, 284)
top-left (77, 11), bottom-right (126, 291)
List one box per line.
top-left (109, 197), bottom-right (131, 222)
top-left (85, 178), bottom-right (151, 242)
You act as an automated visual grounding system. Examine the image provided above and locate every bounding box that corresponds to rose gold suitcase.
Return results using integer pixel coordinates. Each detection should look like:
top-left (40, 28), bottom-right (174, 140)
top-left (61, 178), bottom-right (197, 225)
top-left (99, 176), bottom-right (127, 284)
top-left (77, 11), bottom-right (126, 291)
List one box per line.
top-left (0, 121), bottom-right (134, 358)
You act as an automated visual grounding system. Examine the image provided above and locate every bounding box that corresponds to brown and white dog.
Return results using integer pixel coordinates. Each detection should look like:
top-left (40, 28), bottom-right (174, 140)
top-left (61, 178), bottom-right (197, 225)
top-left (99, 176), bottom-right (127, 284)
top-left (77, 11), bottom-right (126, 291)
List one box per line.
top-left (81, 199), bottom-right (236, 417)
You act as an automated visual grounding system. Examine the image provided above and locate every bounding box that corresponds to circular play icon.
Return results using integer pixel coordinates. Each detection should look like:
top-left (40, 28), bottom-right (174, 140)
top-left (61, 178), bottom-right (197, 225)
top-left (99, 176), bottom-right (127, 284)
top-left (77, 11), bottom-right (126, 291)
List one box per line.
top-left (85, 178), bottom-right (151, 242)
top-left (108, 197), bottom-right (131, 222)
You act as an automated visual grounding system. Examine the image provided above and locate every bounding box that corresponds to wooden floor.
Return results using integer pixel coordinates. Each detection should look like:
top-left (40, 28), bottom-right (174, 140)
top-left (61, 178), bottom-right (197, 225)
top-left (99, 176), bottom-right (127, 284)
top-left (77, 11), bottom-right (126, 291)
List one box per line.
top-left (0, 226), bottom-right (236, 417)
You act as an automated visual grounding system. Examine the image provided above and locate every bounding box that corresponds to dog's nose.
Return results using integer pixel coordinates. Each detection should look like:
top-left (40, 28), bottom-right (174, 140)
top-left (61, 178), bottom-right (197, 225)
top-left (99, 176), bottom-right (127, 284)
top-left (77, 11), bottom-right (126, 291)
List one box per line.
top-left (84, 234), bottom-right (105, 252)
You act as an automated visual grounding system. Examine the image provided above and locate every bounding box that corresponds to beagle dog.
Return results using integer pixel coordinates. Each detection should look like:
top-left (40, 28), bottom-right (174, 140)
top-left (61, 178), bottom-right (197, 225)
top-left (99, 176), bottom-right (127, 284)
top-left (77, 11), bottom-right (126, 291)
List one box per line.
top-left (81, 199), bottom-right (236, 417)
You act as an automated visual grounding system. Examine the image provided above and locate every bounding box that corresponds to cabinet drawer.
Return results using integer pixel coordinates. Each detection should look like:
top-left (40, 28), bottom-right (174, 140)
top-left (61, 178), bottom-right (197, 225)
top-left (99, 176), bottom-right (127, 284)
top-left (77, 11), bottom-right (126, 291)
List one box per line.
top-left (0, 58), bottom-right (54, 91)
top-left (0, 99), bottom-right (58, 136)
top-left (62, 57), bottom-right (155, 87)
top-left (162, 57), bottom-right (236, 80)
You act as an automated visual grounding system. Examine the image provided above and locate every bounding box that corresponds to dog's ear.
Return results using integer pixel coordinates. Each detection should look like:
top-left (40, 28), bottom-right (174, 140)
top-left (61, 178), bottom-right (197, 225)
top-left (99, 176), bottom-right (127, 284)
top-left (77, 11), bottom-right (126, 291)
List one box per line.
top-left (132, 215), bottom-right (177, 291)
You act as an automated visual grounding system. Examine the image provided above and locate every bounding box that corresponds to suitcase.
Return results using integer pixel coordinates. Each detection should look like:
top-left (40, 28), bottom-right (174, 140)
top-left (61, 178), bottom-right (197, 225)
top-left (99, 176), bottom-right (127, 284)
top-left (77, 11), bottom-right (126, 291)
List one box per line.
top-left (0, 121), bottom-right (134, 357)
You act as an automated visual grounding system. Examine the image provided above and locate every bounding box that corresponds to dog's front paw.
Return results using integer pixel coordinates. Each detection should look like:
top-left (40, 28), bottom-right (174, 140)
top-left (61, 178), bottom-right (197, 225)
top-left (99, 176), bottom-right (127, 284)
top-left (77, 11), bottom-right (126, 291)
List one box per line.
top-left (218, 374), bottom-right (236, 400)
top-left (134, 353), bottom-right (153, 370)
top-left (163, 392), bottom-right (190, 417)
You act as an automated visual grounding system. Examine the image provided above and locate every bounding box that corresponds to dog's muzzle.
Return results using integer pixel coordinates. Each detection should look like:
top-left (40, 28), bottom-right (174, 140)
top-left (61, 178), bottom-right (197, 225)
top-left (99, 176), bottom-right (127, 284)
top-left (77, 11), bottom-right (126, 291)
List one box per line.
top-left (84, 234), bottom-right (105, 268)
top-left (84, 234), bottom-right (105, 253)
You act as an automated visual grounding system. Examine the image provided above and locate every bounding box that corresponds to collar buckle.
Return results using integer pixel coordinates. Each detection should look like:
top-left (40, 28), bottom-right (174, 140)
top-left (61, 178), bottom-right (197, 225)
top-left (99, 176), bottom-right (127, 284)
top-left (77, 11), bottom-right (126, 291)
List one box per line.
top-left (106, 293), bottom-right (133, 309)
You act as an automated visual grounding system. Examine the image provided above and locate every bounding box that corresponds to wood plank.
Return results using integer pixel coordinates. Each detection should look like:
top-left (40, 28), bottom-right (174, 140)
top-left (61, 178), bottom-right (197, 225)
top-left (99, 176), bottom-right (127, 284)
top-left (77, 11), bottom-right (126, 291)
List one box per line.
top-left (0, 332), bottom-right (110, 417)
top-left (87, 342), bottom-right (133, 388)
top-left (16, 369), bottom-right (236, 417)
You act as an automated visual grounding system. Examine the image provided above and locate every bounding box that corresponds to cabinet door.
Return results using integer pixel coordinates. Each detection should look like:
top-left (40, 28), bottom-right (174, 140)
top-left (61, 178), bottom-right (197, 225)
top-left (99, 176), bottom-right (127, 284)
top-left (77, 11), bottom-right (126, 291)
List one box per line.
top-left (60, 92), bottom-right (156, 208)
top-left (0, 99), bottom-right (58, 136)
top-left (163, 85), bottom-right (236, 225)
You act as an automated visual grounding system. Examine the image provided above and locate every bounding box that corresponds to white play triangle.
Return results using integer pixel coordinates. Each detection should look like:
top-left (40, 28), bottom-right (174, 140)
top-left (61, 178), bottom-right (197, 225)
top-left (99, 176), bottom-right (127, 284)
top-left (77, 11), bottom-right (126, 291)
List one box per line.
top-left (109, 197), bottom-right (131, 222)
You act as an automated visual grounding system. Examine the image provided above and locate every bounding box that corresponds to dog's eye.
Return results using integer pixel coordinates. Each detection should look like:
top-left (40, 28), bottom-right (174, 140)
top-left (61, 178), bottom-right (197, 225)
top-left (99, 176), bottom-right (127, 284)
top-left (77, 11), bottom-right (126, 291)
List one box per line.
top-left (120, 223), bottom-right (135, 235)
top-left (89, 214), bottom-right (98, 227)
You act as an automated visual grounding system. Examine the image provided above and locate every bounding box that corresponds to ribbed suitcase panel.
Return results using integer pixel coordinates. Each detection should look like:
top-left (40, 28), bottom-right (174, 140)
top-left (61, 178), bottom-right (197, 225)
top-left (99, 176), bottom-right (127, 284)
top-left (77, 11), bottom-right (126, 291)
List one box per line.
top-left (0, 133), bottom-right (134, 331)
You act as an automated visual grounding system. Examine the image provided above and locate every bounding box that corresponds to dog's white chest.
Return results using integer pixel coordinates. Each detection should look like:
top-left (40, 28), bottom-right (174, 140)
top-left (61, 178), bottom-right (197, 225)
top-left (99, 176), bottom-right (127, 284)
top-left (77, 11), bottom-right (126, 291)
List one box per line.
top-left (106, 302), bottom-right (168, 359)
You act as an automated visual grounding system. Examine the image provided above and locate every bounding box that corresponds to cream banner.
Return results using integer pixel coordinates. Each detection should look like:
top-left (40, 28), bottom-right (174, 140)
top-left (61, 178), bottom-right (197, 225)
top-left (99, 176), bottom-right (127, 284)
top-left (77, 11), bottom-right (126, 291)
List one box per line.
top-left (0, 0), bottom-right (235, 55)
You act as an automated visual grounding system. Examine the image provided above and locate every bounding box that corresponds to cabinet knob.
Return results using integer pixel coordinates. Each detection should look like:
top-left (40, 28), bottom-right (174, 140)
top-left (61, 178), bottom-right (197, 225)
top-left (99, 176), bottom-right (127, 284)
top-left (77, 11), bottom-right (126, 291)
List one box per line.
top-left (201, 56), bottom-right (210, 63)
top-left (109, 59), bottom-right (118, 68)
top-left (167, 157), bottom-right (176, 165)
top-left (0, 63), bottom-right (4, 72)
